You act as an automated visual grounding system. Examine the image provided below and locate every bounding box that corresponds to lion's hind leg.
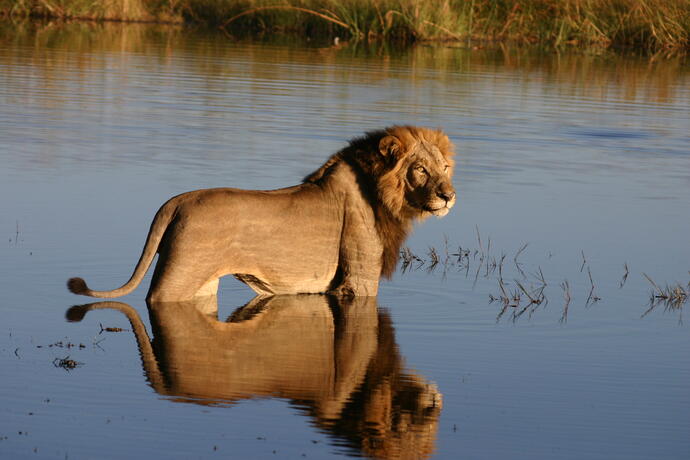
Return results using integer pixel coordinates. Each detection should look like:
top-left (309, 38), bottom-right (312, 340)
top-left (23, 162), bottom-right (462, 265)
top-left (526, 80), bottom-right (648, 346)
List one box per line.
top-left (146, 252), bottom-right (220, 303)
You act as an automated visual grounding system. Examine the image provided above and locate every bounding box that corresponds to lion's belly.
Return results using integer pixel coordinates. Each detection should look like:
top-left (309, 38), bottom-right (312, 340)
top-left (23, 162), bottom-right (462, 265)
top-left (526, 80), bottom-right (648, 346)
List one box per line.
top-left (234, 273), bottom-right (334, 296)
top-left (213, 216), bottom-right (341, 295)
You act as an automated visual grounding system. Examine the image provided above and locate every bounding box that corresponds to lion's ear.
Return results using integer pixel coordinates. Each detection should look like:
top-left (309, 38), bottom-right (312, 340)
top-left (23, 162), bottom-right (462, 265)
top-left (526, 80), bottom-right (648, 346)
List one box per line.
top-left (379, 135), bottom-right (402, 158)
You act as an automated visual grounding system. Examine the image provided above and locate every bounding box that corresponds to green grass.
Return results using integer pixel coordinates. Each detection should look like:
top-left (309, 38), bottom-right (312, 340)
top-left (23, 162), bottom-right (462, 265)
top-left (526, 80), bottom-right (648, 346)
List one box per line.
top-left (2, 0), bottom-right (689, 51)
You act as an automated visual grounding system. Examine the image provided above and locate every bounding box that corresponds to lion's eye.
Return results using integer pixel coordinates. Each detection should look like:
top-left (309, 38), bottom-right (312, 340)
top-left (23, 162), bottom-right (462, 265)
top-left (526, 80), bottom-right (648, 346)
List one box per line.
top-left (444, 165), bottom-right (450, 172)
top-left (415, 165), bottom-right (427, 175)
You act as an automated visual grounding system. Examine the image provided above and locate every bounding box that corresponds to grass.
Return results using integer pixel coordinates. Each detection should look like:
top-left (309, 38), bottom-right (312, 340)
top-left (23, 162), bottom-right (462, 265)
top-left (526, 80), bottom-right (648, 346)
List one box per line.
top-left (1, 0), bottom-right (688, 51)
top-left (401, 227), bottom-right (688, 324)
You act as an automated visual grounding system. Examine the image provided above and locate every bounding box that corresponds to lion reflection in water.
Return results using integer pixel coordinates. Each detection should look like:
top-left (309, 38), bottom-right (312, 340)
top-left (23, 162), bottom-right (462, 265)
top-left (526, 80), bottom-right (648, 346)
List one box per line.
top-left (67, 295), bottom-right (442, 459)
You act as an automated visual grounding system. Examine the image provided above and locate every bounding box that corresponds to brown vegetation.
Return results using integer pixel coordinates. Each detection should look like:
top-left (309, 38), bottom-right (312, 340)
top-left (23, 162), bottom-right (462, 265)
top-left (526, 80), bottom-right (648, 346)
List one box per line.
top-left (2, 0), bottom-right (688, 51)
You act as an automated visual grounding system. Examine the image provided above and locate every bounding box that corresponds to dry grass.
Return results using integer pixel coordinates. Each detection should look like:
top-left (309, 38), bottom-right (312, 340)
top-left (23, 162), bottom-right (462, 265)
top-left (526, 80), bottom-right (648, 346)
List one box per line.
top-left (2, 0), bottom-right (688, 51)
top-left (643, 273), bottom-right (689, 305)
top-left (401, 230), bottom-right (687, 324)
top-left (2, 0), bottom-right (179, 22)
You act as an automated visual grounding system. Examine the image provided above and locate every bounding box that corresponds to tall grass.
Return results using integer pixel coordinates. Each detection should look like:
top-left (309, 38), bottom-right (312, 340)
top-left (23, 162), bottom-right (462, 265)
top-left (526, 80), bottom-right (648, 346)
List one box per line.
top-left (2, 0), bottom-right (689, 51)
top-left (1, 0), bottom-right (178, 22)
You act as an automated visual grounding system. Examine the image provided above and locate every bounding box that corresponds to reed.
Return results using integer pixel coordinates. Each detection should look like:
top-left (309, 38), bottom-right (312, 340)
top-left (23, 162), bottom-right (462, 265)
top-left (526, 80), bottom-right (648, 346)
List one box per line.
top-left (2, 0), bottom-right (179, 22)
top-left (643, 273), bottom-right (689, 305)
top-left (2, 0), bottom-right (688, 51)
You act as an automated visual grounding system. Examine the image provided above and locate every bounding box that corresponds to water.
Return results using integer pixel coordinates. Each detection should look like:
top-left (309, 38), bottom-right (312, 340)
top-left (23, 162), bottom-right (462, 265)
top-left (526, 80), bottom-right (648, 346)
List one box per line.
top-left (1, 22), bottom-right (689, 459)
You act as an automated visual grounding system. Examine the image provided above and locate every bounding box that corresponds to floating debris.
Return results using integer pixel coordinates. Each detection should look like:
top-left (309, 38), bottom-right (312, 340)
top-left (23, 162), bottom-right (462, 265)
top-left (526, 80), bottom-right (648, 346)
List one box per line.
top-left (99, 323), bottom-right (127, 334)
top-left (53, 356), bottom-right (84, 371)
top-left (37, 341), bottom-right (85, 349)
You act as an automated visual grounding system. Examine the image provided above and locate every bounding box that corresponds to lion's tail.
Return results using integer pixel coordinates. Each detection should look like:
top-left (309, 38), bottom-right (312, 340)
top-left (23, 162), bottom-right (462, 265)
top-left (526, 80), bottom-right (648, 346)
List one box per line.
top-left (67, 203), bottom-right (175, 298)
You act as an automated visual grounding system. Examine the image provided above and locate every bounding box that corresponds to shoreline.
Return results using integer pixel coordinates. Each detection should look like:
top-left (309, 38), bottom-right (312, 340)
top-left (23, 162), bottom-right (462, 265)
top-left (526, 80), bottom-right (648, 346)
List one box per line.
top-left (2, 0), bottom-right (688, 53)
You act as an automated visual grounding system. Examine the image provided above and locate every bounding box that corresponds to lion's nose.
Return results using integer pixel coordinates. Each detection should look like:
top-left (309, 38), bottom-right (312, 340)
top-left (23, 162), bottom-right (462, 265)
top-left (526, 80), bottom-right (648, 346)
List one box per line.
top-left (437, 190), bottom-right (456, 202)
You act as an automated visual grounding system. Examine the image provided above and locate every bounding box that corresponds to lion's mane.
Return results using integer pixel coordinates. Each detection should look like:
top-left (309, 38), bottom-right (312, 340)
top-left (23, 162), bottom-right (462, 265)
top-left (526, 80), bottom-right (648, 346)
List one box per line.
top-left (304, 126), bottom-right (455, 278)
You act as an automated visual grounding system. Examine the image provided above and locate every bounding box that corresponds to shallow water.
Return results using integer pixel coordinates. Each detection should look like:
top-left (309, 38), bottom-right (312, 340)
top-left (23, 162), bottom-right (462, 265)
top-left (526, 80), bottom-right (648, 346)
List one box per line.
top-left (1, 22), bottom-right (689, 459)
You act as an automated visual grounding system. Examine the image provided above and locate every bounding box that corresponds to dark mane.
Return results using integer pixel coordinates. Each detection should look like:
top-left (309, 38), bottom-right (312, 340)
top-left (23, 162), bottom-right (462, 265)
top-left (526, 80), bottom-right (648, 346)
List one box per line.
top-left (303, 129), bottom-right (388, 184)
top-left (304, 126), bottom-right (453, 278)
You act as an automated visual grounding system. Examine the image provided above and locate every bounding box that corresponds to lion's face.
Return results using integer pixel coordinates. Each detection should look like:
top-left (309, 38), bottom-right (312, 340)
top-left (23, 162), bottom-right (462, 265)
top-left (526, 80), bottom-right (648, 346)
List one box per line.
top-left (378, 130), bottom-right (456, 219)
top-left (403, 143), bottom-right (456, 217)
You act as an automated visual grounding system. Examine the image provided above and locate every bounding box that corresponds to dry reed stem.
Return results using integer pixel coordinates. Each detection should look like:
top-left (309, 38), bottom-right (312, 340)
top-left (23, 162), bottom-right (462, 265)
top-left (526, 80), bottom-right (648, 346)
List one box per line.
top-left (422, 19), bottom-right (463, 40)
top-left (427, 246), bottom-right (440, 272)
top-left (580, 250), bottom-right (587, 272)
top-left (643, 273), bottom-right (688, 305)
top-left (221, 5), bottom-right (351, 31)
top-left (585, 266), bottom-right (601, 307)
top-left (514, 242), bottom-right (528, 278)
top-left (619, 262), bottom-right (629, 289)
top-left (560, 279), bottom-right (571, 323)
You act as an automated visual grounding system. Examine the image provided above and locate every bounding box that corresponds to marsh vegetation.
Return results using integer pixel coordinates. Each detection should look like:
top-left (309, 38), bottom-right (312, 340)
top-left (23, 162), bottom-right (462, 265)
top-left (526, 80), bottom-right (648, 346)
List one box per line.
top-left (401, 229), bottom-right (688, 325)
top-left (3, 0), bottom-right (689, 51)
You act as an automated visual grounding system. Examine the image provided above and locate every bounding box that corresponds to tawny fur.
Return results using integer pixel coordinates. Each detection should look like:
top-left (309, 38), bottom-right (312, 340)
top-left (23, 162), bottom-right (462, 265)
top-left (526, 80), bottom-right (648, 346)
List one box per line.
top-left (67, 126), bottom-right (456, 302)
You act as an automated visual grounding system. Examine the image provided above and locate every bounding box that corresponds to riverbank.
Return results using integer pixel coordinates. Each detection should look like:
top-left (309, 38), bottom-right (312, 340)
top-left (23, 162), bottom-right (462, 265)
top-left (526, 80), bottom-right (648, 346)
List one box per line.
top-left (2, 0), bottom-right (688, 52)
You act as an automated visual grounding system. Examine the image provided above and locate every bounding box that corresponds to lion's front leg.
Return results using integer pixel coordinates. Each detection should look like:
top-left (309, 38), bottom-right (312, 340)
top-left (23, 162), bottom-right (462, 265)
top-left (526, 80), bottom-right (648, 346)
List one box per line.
top-left (328, 206), bottom-right (383, 298)
top-left (328, 274), bottom-right (378, 298)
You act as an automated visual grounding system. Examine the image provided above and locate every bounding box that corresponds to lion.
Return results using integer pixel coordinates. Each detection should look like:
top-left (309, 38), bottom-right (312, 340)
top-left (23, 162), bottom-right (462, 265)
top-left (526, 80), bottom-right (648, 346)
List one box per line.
top-left (67, 126), bottom-right (456, 302)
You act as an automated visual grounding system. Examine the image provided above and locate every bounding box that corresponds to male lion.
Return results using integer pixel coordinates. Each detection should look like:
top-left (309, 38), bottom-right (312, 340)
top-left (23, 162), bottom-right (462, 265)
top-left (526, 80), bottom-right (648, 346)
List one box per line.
top-left (68, 126), bottom-right (456, 302)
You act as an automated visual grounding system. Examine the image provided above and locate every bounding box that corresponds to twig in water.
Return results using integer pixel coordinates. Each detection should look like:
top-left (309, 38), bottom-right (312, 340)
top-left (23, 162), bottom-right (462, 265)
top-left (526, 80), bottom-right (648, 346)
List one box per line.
top-left (475, 225), bottom-right (483, 254)
top-left (513, 243), bottom-right (528, 278)
top-left (643, 273), bottom-right (688, 306)
top-left (498, 276), bottom-right (509, 301)
top-left (496, 304), bottom-right (509, 323)
top-left (560, 279), bottom-right (571, 323)
top-left (427, 246), bottom-right (440, 272)
top-left (585, 266), bottom-right (601, 307)
top-left (515, 279), bottom-right (542, 306)
top-left (53, 356), bottom-right (83, 371)
top-left (580, 250), bottom-right (587, 272)
top-left (532, 266), bottom-right (547, 287)
top-left (642, 272), bottom-right (664, 299)
top-left (400, 246), bottom-right (424, 272)
top-left (400, 246), bottom-right (413, 272)
top-left (472, 256), bottom-right (483, 288)
top-left (99, 323), bottom-right (126, 334)
top-left (498, 253), bottom-right (507, 275)
top-left (485, 237), bottom-right (493, 277)
top-left (619, 262), bottom-right (629, 289)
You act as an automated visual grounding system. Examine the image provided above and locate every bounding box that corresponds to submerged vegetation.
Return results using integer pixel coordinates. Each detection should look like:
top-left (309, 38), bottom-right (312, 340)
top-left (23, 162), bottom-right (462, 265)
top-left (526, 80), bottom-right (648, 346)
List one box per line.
top-left (2, 0), bottom-right (689, 52)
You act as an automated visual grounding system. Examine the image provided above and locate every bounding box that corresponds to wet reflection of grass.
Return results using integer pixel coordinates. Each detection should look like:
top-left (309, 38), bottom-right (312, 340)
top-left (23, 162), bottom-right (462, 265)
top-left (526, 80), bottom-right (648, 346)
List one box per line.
top-left (2, 21), bottom-right (686, 110)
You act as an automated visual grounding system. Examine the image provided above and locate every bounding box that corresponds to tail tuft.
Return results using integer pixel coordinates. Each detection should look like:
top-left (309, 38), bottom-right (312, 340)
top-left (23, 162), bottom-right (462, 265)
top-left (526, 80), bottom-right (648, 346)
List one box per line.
top-left (65, 305), bottom-right (89, 322)
top-left (67, 277), bottom-right (89, 295)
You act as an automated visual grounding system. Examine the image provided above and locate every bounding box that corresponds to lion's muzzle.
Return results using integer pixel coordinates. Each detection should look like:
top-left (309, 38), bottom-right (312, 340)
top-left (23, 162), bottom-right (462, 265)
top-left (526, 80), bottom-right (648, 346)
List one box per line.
top-left (431, 183), bottom-right (456, 216)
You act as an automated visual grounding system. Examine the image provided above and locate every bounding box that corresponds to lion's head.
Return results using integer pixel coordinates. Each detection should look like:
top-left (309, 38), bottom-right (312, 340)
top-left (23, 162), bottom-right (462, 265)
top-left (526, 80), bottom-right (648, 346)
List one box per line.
top-left (375, 126), bottom-right (456, 219)
top-left (305, 126), bottom-right (456, 278)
